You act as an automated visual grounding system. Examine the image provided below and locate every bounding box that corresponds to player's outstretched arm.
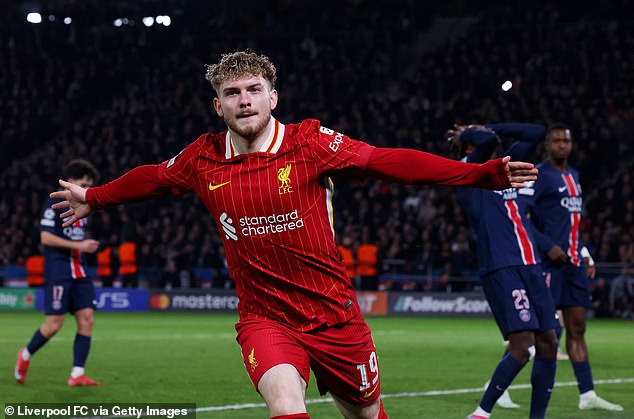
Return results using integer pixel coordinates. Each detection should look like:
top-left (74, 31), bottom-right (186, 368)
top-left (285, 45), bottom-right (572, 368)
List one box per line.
top-left (364, 148), bottom-right (537, 190)
top-left (50, 180), bottom-right (93, 228)
top-left (52, 164), bottom-right (176, 228)
top-left (502, 156), bottom-right (538, 188)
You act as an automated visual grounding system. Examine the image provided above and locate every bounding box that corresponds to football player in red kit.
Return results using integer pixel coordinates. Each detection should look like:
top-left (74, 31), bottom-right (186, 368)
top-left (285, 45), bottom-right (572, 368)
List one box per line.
top-left (51, 50), bottom-right (537, 419)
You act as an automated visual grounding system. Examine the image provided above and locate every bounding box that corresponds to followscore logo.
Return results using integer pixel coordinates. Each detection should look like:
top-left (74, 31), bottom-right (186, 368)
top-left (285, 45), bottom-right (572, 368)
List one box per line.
top-left (392, 295), bottom-right (491, 315)
top-left (220, 209), bottom-right (305, 241)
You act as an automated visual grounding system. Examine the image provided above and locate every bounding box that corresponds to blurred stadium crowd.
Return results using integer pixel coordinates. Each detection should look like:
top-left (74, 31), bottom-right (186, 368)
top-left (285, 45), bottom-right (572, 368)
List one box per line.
top-left (1, 1), bottom-right (633, 313)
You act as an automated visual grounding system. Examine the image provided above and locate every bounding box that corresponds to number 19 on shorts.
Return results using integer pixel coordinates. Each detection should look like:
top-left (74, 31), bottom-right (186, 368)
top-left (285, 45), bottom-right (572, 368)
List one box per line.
top-left (357, 351), bottom-right (379, 391)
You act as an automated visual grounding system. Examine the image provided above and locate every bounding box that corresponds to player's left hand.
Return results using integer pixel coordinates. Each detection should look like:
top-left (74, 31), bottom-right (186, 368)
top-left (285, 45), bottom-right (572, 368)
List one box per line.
top-left (50, 179), bottom-right (94, 228)
top-left (502, 156), bottom-right (538, 188)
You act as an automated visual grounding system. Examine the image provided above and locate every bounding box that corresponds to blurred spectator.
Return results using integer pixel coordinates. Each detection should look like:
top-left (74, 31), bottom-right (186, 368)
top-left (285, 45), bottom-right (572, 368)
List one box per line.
top-left (25, 252), bottom-right (44, 288)
top-left (357, 228), bottom-right (380, 291)
top-left (449, 231), bottom-right (474, 291)
top-left (117, 241), bottom-right (138, 288)
top-left (610, 264), bottom-right (634, 319)
top-left (337, 235), bottom-right (357, 286)
top-left (160, 259), bottom-right (180, 290)
top-left (591, 277), bottom-right (612, 318)
top-left (96, 245), bottom-right (115, 288)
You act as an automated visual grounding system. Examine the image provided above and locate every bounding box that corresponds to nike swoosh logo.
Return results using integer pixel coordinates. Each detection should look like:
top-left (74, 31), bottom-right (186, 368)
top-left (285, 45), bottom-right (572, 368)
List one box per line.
top-left (558, 186), bottom-right (568, 193)
top-left (363, 384), bottom-right (379, 399)
top-left (209, 181), bottom-right (231, 191)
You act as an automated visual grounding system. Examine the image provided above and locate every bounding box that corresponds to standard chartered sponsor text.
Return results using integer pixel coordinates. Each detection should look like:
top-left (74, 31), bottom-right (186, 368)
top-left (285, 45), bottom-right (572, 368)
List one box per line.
top-left (239, 209), bottom-right (304, 236)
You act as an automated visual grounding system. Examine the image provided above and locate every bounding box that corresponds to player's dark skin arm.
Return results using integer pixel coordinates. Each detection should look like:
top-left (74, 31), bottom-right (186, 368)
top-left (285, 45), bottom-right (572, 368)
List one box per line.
top-left (546, 245), bottom-right (568, 265)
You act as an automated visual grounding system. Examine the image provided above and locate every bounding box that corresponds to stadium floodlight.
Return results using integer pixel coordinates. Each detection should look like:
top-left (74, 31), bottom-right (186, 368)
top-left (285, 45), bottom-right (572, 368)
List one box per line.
top-left (156, 15), bottom-right (163, 24)
top-left (63, 17), bottom-right (72, 24)
top-left (48, 15), bottom-right (55, 22)
top-left (162, 15), bottom-right (171, 26)
top-left (501, 80), bottom-right (513, 91)
top-left (113, 18), bottom-right (123, 27)
top-left (26, 12), bottom-right (42, 24)
top-left (142, 16), bottom-right (154, 27)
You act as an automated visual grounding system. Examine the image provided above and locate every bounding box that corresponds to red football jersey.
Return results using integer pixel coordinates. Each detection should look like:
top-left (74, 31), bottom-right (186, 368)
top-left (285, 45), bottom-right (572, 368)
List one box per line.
top-left (86, 116), bottom-right (511, 331)
top-left (158, 118), bottom-right (374, 331)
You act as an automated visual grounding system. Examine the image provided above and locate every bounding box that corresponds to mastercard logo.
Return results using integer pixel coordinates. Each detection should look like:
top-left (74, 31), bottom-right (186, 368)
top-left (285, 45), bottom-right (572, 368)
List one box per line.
top-left (150, 294), bottom-right (170, 310)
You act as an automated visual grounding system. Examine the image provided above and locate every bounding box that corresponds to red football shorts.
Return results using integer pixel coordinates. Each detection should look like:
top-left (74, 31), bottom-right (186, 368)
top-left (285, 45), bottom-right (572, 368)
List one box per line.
top-left (235, 314), bottom-right (381, 406)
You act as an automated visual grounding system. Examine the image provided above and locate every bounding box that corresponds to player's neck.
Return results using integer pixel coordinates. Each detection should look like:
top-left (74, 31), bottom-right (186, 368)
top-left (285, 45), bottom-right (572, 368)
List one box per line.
top-left (549, 156), bottom-right (568, 172)
top-left (230, 118), bottom-right (274, 154)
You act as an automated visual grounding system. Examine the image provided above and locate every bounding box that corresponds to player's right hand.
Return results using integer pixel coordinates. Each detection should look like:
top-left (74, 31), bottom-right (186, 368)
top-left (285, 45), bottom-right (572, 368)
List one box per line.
top-left (51, 179), bottom-right (94, 227)
top-left (547, 245), bottom-right (568, 265)
top-left (79, 239), bottom-right (100, 254)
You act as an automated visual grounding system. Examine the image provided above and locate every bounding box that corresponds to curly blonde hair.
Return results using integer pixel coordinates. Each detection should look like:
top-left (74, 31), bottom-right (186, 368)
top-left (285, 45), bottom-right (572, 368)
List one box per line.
top-left (205, 50), bottom-right (277, 94)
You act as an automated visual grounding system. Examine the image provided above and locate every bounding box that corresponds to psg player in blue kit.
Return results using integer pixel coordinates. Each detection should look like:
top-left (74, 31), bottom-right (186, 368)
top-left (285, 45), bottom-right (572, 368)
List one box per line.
top-left (523, 125), bottom-right (623, 412)
top-left (14, 159), bottom-right (102, 386)
top-left (449, 123), bottom-right (559, 419)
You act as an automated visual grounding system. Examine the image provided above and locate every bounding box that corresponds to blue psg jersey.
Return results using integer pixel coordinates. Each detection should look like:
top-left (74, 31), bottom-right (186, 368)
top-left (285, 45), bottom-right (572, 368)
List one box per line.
top-left (457, 123), bottom-right (544, 274)
top-left (522, 161), bottom-right (583, 266)
top-left (40, 196), bottom-right (89, 280)
top-left (458, 184), bottom-right (539, 273)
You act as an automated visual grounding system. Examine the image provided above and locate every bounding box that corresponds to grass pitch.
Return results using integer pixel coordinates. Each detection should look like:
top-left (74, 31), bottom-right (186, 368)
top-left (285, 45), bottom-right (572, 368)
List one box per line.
top-left (1, 312), bottom-right (632, 418)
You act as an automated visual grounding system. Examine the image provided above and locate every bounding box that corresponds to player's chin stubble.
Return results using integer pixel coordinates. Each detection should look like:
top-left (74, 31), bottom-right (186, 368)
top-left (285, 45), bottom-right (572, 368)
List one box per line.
top-left (225, 113), bottom-right (270, 140)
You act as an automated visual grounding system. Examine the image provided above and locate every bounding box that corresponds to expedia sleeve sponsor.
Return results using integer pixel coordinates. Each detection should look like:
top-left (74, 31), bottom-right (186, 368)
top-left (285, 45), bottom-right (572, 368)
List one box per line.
top-left (305, 119), bottom-right (374, 179)
top-left (319, 125), bottom-right (345, 153)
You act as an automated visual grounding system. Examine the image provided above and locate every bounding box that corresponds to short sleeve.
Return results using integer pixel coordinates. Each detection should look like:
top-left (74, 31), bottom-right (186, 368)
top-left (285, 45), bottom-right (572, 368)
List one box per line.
top-left (518, 179), bottom-right (537, 205)
top-left (40, 198), bottom-right (58, 233)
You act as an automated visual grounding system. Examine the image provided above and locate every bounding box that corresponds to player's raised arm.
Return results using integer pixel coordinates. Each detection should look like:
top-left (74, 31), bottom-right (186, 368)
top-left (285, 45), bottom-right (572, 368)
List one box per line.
top-left (363, 147), bottom-right (537, 190)
top-left (51, 164), bottom-right (176, 228)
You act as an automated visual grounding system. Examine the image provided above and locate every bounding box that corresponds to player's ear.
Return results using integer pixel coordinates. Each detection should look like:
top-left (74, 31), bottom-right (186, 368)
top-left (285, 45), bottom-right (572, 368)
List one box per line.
top-left (213, 97), bottom-right (224, 117)
top-left (269, 89), bottom-right (278, 111)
